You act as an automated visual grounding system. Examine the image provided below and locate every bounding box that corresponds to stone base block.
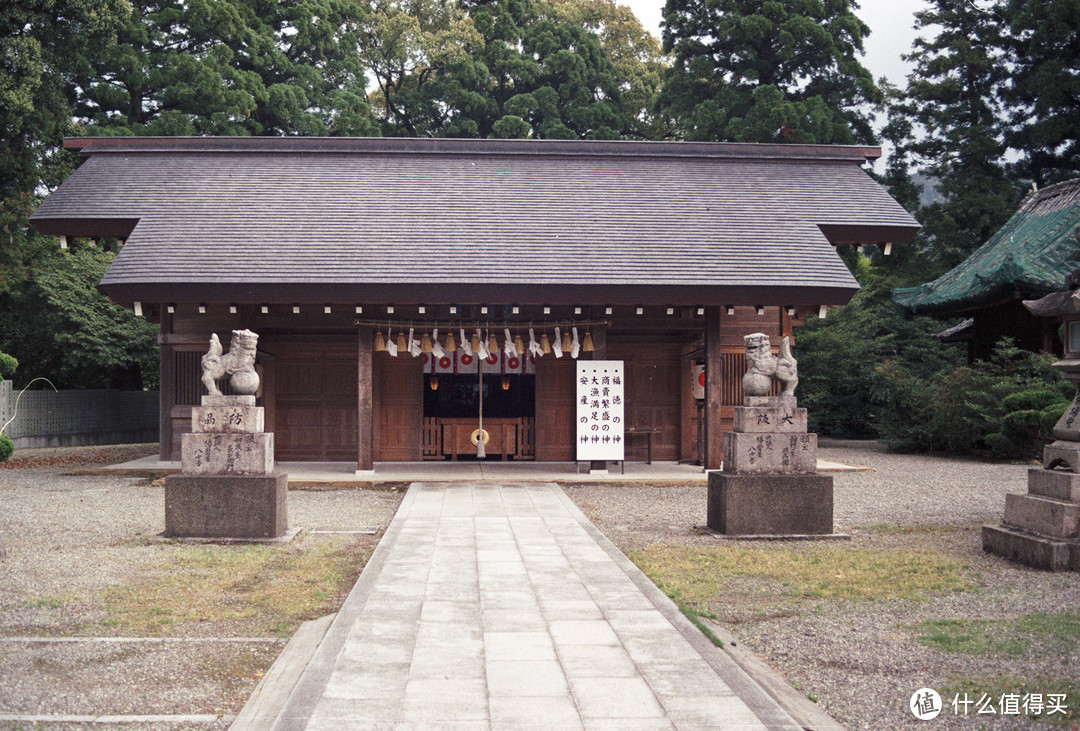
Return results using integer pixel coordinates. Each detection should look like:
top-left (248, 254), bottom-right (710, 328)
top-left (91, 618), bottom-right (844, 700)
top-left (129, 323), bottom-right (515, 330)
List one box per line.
top-left (722, 432), bottom-right (816, 474)
top-left (1043, 441), bottom-right (1080, 472)
top-left (165, 471), bottom-right (288, 538)
top-left (732, 406), bottom-right (807, 434)
top-left (1002, 493), bottom-right (1080, 539)
top-left (191, 405), bottom-right (264, 434)
top-left (982, 524), bottom-right (1072, 571)
top-left (1028, 468), bottom-right (1080, 502)
top-left (707, 472), bottom-right (833, 535)
top-left (181, 432), bottom-right (274, 475)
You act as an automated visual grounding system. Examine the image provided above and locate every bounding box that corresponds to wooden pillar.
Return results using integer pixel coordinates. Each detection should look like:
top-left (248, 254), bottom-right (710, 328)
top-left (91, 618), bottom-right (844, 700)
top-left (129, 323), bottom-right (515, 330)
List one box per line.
top-left (357, 326), bottom-right (374, 472)
top-left (704, 306), bottom-right (723, 469)
top-left (158, 310), bottom-right (174, 461)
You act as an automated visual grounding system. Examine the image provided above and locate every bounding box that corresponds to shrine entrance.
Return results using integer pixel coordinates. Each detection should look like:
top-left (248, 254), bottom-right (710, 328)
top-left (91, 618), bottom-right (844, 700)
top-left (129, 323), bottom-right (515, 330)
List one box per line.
top-left (421, 373), bottom-right (536, 460)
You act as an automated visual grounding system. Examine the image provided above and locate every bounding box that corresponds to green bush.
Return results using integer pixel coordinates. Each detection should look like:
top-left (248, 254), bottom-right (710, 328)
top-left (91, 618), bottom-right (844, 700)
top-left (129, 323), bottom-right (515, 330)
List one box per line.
top-left (986, 389), bottom-right (1071, 458)
top-left (0, 351), bottom-right (15, 380)
top-left (795, 278), bottom-right (962, 438)
top-left (874, 340), bottom-right (1071, 458)
top-left (796, 260), bottom-right (1072, 459)
top-left (0, 434), bottom-right (13, 463)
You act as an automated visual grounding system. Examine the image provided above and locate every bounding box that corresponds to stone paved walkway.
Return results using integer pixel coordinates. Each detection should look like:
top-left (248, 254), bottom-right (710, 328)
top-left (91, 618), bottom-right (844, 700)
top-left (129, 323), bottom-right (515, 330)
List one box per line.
top-left (271, 483), bottom-right (800, 729)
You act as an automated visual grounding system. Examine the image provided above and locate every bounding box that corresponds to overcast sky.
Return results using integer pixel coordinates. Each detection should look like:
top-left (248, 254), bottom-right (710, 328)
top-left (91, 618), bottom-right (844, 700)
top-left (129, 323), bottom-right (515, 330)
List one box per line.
top-left (624, 0), bottom-right (927, 87)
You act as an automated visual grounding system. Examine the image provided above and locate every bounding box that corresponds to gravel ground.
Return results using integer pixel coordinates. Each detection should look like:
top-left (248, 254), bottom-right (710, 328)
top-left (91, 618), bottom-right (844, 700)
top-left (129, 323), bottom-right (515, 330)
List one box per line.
top-left (3, 442), bottom-right (1077, 730)
top-left (566, 443), bottom-right (1080, 730)
top-left (0, 449), bottom-right (403, 729)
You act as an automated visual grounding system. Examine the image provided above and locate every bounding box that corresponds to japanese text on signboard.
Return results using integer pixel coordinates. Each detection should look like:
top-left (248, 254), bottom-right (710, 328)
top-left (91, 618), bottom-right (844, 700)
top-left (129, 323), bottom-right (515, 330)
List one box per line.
top-left (576, 361), bottom-right (624, 461)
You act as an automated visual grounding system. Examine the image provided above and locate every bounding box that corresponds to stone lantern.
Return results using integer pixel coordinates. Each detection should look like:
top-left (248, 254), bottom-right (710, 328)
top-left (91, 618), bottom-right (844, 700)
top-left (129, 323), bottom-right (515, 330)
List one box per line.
top-left (983, 275), bottom-right (1080, 569)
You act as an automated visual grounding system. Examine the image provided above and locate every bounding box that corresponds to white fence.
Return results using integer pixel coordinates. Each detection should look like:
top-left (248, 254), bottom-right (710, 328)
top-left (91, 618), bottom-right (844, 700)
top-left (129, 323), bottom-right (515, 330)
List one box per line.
top-left (0, 380), bottom-right (158, 448)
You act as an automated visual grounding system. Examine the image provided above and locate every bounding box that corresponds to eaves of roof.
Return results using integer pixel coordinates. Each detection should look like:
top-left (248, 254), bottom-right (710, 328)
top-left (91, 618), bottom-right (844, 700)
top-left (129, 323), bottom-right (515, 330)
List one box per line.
top-left (893, 178), bottom-right (1080, 316)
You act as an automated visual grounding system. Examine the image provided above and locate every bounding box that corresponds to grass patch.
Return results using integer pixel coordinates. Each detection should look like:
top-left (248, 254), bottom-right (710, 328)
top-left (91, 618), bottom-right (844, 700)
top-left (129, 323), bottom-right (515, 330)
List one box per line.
top-left (93, 536), bottom-right (373, 637)
top-left (22, 597), bottom-right (66, 610)
top-left (677, 605), bottom-right (723, 648)
top-left (915, 612), bottom-right (1080, 658)
top-left (628, 544), bottom-right (969, 608)
top-left (940, 675), bottom-right (1079, 726)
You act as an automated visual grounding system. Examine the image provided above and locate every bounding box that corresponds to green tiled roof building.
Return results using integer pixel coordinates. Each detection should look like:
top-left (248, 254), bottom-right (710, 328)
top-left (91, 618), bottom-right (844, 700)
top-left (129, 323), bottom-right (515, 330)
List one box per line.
top-left (894, 179), bottom-right (1080, 360)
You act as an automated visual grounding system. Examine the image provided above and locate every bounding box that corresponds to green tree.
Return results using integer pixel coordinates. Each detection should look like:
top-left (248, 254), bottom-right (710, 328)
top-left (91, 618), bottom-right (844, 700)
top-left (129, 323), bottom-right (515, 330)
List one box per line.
top-left (359, 0), bottom-right (483, 135)
top-left (1001, 0), bottom-right (1080, 186)
top-left (537, 0), bottom-right (671, 139)
top-left (657, 0), bottom-right (879, 143)
top-left (795, 274), bottom-right (963, 438)
top-left (0, 247), bottom-right (158, 389)
top-left (0, 350), bottom-right (16, 380)
top-left (885, 0), bottom-right (1020, 270)
top-left (75, 0), bottom-right (379, 136)
top-left (1, 0), bottom-right (128, 296)
top-left (367, 0), bottom-right (634, 139)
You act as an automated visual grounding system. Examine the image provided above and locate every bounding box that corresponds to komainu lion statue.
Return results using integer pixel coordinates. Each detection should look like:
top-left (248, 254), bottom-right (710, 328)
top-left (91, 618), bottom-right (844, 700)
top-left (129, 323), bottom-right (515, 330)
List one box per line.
top-left (201, 329), bottom-right (260, 396)
top-left (742, 333), bottom-right (798, 399)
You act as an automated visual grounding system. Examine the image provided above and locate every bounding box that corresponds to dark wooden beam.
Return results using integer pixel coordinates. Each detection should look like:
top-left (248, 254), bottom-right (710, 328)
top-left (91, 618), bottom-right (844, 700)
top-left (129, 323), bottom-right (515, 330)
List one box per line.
top-left (704, 307), bottom-right (723, 469)
top-left (357, 327), bottom-right (374, 471)
top-left (158, 309), bottom-right (174, 461)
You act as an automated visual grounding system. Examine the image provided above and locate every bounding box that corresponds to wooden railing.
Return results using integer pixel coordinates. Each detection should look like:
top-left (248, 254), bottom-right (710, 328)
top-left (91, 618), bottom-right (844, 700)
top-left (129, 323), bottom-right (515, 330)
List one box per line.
top-left (421, 416), bottom-right (535, 460)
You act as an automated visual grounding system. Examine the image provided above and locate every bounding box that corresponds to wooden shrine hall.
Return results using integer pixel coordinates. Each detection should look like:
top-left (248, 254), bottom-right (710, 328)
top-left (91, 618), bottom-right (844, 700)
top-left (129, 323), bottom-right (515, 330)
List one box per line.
top-left (30, 136), bottom-right (919, 470)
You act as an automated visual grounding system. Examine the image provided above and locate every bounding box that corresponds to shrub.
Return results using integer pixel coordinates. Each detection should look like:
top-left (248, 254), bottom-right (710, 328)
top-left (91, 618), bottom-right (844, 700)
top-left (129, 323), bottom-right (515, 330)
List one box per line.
top-left (986, 389), bottom-right (1072, 459)
top-left (0, 434), bottom-right (13, 463)
top-left (875, 340), bottom-right (1071, 458)
top-left (795, 279), bottom-right (962, 438)
top-left (0, 351), bottom-right (15, 380)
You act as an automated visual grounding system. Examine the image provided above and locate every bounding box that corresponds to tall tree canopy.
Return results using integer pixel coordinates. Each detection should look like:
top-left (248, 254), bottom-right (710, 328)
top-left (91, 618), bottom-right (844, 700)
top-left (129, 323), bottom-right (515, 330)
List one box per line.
top-left (537, 0), bottom-right (670, 138)
top-left (1002, 0), bottom-right (1080, 186)
top-left (1, 0), bottom-right (129, 296)
top-left (365, 0), bottom-right (639, 139)
top-left (657, 0), bottom-right (879, 143)
top-left (884, 0), bottom-right (1020, 270)
top-left (74, 0), bottom-right (380, 136)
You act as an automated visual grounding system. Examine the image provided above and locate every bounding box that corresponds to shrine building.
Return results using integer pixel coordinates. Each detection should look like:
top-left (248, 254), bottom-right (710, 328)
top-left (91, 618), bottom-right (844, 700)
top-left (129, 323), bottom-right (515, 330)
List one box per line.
top-left (30, 137), bottom-right (919, 470)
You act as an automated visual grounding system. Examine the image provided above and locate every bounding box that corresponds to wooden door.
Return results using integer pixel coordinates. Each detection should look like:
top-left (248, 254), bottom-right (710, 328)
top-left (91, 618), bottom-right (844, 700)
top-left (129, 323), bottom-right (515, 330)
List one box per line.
top-left (276, 351), bottom-right (359, 461)
top-left (534, 357), bottom-right (576, 461)
top-left (375, 353), bottom-right (423, 461)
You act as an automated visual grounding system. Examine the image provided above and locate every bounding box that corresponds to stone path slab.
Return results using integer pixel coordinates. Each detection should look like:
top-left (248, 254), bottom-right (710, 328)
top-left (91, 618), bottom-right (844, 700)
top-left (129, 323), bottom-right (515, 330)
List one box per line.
top-left (271, 482), bottom-right (801, 729)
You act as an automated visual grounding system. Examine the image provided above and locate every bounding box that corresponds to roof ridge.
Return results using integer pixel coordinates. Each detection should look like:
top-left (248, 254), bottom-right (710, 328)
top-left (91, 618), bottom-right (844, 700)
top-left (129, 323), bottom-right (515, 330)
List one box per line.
top-left (62, 136), bottom-right (882, 163)
top-left (1021, 177), bottom-right (1080, 212)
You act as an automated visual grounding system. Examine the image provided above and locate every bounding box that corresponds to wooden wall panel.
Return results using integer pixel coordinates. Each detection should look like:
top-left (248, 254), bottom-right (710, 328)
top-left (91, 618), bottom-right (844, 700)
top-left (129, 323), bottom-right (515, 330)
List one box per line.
top-left (374, 353), bottom-right (423, 461)
top-left (274, 347), bottom-right (359, 461)
top-left (607, 337), bottom-right (682, 463)
top-left (264, 337), bottom-right (359, 461)
top-left (535, 358), bottom-right (576, 461)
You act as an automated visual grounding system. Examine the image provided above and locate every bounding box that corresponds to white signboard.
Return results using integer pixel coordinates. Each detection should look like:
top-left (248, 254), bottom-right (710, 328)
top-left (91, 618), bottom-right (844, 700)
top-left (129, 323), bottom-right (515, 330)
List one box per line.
top-left (577, 361), bottom-right (625, 461)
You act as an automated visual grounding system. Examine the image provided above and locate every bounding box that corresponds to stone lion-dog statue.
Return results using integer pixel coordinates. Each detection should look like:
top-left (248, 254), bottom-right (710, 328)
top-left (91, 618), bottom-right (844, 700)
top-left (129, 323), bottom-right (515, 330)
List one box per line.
top-left (201, 329), bottom-right (260, 396)
top-left (742, 333), bottom-right (798, 400)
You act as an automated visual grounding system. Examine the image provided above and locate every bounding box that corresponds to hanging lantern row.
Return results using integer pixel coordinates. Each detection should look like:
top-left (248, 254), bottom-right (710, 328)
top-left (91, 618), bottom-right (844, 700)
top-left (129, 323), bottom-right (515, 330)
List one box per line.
top-left (372, 325), bottom-right (596, 359)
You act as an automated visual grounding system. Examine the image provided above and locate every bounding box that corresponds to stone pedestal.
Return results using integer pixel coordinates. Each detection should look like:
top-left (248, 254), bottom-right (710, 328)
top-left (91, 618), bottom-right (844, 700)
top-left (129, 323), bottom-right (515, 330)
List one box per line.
top-left (708, 473), bottom-right (833, 535)
top-left (707, 398), bottom-right (833, 536)
top-left (983, 453), bottom-right (1080, 570)
top-left (165, 472), bottom-right (288, 538)
top-left (165, 394), bottom-right (287, 538)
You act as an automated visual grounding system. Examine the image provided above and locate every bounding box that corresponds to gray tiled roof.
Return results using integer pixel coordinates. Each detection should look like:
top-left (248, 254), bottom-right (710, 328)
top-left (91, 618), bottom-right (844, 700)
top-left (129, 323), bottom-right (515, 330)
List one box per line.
top-left (31, 137), bottom-right (919, 305)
